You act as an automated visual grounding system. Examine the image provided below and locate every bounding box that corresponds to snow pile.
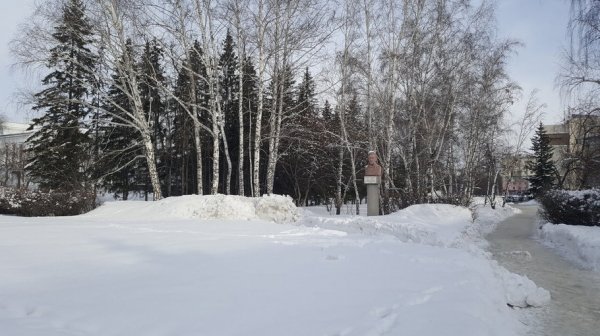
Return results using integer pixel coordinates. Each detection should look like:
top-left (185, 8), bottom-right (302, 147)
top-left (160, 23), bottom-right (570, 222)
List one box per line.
top-left (539, 223), bottom-right (600, 271)
top-left (492, 261), bottom-right (551, 307)
top-left (87, 194), bottom-right (299, 224)
top-left (303, 204), bottom-right (471, 247)
top-left (471, 198), bottom-right (522, 236)
top-left (443, 201), bottom-right (521, 250)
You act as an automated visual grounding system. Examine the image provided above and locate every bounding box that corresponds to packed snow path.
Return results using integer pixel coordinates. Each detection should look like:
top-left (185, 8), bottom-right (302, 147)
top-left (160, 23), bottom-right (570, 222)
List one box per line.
top-left (487, 204), bottom-right (600, 335)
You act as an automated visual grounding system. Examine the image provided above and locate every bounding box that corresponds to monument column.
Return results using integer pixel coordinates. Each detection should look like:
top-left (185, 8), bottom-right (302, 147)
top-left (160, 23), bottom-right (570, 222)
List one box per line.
top-left (364, 151), bottom-right (382, 216)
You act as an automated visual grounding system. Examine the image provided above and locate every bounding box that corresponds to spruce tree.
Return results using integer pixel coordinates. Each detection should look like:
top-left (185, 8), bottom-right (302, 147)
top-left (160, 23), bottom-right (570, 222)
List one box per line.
top-left (218, 31), bottom-right (239, 194)
top-left (171, 41), bottom-right (209, 195)
top-left (297, 67), bottom-right (317, 118)
top-left (527, 122), bottom-right (557, 196)
top-left (172, 58), bottom-right (197, 195)
top-left (139, 39), bottom-right (166, 195)
top-left (96, 39), bottom-right (142, 200)
top-left (26, 0), bottom-right (97, 191)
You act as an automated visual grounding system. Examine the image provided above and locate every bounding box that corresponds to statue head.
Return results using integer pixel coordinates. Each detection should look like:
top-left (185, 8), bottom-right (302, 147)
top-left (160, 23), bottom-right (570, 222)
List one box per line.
top-left (368, 150), bottom-right (377, 165)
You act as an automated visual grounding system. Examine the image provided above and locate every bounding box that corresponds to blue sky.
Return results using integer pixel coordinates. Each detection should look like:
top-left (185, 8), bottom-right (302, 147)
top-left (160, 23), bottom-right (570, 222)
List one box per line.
top-left (0, 0), bottom-right (572, 125)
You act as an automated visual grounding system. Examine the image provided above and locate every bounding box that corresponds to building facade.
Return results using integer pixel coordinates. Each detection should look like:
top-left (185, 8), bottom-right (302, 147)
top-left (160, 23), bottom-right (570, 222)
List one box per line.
top-left (545, 114), bottom-right (600, 189)
top-left (0, 122), bottom-right (33, 188)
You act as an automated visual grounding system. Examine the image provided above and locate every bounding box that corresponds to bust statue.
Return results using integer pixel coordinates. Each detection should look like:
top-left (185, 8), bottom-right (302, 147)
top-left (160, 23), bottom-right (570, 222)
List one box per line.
top-left (365, 151), bottom-right (382, 176)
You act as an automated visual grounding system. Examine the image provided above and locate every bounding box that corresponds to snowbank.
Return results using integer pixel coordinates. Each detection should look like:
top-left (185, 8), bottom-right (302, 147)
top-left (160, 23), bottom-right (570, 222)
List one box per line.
top-left (492, 261), bottom-right (551, 307)
top-left (539, 223), bottom-right (600, 271)
top-left (470, 198), bottom-right (522, 235)
top-left (469, 203), bottom-right (550, 307)
top-left (303, 202), bottom-right (549, 308)
top-left (303, 204), bottom-right (472, 247)
top-left (87, 194), bottom-right (299, 224)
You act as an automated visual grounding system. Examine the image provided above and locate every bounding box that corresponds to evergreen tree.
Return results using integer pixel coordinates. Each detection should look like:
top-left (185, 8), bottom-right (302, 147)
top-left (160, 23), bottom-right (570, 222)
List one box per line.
top-left (26, 0), bottom-right (97, 191)
top-left (140, 39), bottom-right (166, 151)
top-left (296, 67), bottom-right (317, 118)
top-left (218, 31), bottom-right (239, 194)
top-left (322, 100), bottom-right (332, 121)
top-left (527, 123), bottom-right (557, 196)
top-left (240, 56), bottom-right (258, 196)
top-left (171, 41), bottom-right (209, 195)
top-left (96, 39), bottom-right (142, 200)
top-left (139, 39), bottom-right (167, 196)
top-left (172, 58), bottom-right (197, 195)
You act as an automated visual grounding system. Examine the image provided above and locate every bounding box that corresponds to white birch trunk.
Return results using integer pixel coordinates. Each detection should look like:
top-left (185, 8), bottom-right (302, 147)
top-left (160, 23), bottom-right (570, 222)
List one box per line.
top-left (220, 122), bottom-right (232, 194)
top-left (94, 0), bottom-right (163, 200)
top-left (237, 54), bottom-right (245, 196)
top-left (252, 0), bottom-right (266, 196)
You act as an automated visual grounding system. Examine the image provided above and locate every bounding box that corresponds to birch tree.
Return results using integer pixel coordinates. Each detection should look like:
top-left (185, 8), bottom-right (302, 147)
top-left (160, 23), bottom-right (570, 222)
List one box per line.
top-left (87, 0), bottom-right (163, 199)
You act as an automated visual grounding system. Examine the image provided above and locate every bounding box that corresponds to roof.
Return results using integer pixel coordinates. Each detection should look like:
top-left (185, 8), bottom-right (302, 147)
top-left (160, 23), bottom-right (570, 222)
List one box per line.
top-left (0, 122), bottom-right (32, 135)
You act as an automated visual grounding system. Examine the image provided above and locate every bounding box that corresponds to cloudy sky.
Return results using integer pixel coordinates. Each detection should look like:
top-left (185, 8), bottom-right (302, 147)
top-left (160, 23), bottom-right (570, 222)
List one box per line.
top-left (0, 0), bottom-right (572, 126)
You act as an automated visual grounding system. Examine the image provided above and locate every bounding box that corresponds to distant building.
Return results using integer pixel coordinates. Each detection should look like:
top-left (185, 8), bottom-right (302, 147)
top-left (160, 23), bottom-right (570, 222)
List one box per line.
top-left (0, 122), bottom-right (33, 188)
top-left (501, 154), bottom-right (533, 195)
top-left (545, 113), bottom-right (600, 189)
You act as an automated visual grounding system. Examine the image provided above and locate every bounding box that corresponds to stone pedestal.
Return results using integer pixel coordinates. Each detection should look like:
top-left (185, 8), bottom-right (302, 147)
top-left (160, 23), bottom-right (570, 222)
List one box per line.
top-left (364, 175), bottom-right (380, 216)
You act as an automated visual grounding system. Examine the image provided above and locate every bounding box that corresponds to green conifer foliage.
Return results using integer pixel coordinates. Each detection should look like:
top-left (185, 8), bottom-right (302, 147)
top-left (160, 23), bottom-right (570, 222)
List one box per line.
top-left (96, 39), bottom-right (142, 200)
top-left (527, 123), bottom-right (557, 196)
top-left (26, 0), bottom-right (97, 191)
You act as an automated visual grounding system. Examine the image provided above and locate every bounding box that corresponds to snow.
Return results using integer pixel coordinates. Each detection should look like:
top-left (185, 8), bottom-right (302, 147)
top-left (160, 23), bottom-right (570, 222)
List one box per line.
top-left (539, 223), bottom-right (600, 271)
top-left (0, 195), bottom-right (549, 335)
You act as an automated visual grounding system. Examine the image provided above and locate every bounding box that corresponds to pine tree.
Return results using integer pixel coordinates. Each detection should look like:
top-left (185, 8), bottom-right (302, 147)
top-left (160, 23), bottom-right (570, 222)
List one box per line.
top-left (527, 123), bottom-right (557, 196)
top-left (26, 0), bottom-right (97, 191)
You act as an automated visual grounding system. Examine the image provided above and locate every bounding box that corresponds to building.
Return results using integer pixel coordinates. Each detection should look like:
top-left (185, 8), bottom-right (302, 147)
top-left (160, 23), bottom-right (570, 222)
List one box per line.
top-left (545, 113), bottom-right (600, 189)
top-left (501, 154), bottom-right (533, 195)
top-left (0, 122), bottom-right (34, 188)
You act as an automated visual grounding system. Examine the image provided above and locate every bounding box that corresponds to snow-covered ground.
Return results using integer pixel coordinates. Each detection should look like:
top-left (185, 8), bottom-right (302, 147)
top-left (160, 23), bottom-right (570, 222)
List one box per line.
top-left (539, 222), bottom-right (600, 271)
top-left (0, 195), bottom-right (550, 335)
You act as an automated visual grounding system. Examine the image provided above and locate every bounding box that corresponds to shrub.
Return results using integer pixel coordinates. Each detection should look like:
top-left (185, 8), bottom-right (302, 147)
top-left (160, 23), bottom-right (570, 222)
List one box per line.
top-left (538, 189), bottom-right (600, 226)
top-left (0, 188), bottom-right (97, 217)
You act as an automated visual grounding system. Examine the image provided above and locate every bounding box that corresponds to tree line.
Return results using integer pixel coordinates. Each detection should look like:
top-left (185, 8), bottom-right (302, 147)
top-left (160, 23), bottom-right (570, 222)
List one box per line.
top-left (11, 0), bottom-right (526, 213)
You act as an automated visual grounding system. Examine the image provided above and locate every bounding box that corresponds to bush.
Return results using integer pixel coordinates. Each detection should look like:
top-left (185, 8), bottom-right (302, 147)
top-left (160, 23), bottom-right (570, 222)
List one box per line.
top-left (538, 189), bottom-right (600, 226)
top-left (0, 188), bottom-right (97, 217)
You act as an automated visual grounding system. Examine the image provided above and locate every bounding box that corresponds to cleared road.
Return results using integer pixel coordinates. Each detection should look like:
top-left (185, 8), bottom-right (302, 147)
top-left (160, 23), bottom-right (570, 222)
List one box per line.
top-left (487, 204), bottom-right (600, 336)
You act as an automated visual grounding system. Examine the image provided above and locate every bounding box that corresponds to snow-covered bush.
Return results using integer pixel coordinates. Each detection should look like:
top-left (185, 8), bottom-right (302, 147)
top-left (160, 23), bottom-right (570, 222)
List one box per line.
top-left (538, 189), bottom-right (600, 226)
top-left (0, 188), bottom-right (96, 216)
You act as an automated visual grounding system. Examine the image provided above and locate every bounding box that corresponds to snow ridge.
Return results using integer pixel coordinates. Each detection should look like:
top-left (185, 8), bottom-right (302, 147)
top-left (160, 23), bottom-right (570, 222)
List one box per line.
top-left (85, 194), bottom-right (300, 224)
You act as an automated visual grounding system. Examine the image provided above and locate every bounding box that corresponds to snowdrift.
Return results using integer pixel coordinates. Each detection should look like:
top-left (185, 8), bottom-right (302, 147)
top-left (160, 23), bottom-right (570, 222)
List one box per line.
top-left (304, 203), bottom-right (550, 308)
top-left (86, 194), bottom-right (299, 224)
top-left (304, 204), bottom-right (479, 247)
top-left (540, 223), bottom-right (600, 271)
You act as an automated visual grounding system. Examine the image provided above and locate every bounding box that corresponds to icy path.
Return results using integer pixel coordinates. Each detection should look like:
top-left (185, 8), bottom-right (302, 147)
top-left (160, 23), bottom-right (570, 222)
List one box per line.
top-left (487, 204), bottom-right (600, 335)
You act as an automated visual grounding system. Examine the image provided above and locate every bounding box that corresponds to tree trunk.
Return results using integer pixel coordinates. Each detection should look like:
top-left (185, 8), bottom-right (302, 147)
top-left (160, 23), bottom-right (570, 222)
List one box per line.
top-left (252, 0), bottom-right (266, 196)
top-left (221, 123), bottom-right (232, 194)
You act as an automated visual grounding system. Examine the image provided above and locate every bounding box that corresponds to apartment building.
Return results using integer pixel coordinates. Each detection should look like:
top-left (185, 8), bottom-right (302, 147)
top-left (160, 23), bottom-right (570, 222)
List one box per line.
top-left (545, 113), bottom-right (600, 189)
